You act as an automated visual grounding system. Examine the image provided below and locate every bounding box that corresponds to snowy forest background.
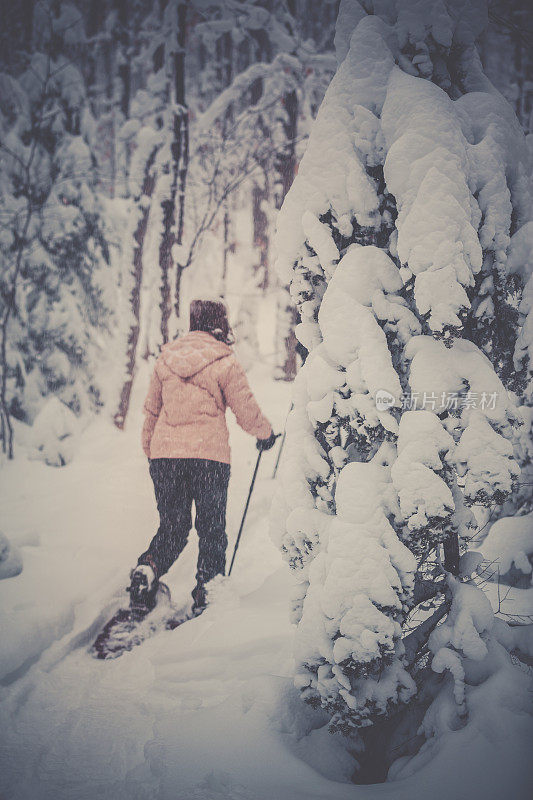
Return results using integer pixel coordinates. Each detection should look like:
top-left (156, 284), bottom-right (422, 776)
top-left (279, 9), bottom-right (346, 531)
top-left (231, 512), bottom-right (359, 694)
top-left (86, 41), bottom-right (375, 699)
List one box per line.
top-left (0, 0), bottom-right (531, 454)
top-left (0, 0), bottom-right (342, 456)
top-left (1, 0), bottom-right (533, 797)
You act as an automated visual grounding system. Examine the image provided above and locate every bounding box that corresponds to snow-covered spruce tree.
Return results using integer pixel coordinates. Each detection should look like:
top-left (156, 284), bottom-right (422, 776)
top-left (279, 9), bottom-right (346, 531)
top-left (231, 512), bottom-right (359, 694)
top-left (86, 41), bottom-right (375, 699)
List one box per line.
top-left (0, 9), bottom-right (114, 456)
top-left (272, 0), bottom-right (532, 753)
top-left (508, 219), bottom-right (533, 515)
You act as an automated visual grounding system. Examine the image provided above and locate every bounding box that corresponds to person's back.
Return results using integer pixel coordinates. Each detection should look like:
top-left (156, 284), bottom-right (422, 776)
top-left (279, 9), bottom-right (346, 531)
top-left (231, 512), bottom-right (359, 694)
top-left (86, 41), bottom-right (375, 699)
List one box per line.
top-left (131, 298), bottom-right (276, 617)
top-left (143, 330), bottom-right (271, 463)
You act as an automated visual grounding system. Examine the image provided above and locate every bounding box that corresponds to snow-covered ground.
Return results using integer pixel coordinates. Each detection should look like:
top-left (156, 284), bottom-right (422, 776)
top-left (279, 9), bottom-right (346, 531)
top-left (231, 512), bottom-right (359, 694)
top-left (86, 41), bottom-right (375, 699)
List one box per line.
top-left (1, 364), bottom-right (532, 800)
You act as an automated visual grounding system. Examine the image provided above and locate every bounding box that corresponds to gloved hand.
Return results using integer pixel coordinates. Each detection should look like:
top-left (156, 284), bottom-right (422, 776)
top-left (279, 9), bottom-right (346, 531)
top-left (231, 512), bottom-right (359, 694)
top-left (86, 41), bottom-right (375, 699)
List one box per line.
top-left (256, 431), bottom-right (279, 451)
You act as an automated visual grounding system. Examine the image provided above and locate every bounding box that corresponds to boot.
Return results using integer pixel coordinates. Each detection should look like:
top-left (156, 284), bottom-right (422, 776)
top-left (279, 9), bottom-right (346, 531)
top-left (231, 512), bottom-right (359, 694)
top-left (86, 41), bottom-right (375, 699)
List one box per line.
top-left (127, 564), bottom-right (158, 617)
top-left (191, 582), bottom-right (207, 617)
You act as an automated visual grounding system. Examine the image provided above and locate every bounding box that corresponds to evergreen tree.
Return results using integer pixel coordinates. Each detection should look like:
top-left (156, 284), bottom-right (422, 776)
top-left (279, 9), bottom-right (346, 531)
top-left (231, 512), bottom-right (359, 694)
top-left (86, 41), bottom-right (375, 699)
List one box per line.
top-left (0, 2), bottom-right (113, 456)
top-left (272, 0), bottom-right (532, 761)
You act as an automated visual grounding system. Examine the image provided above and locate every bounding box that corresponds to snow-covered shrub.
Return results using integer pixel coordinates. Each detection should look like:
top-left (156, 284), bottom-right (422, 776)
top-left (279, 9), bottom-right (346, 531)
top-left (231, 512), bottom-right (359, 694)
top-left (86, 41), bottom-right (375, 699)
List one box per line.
top-left (480, 512), bottom-right (533, 588)
top-left (0, 11), bottom-right (115, 456)
top-left (0, 531), bottom-right (23, 580)
top-left (29, 397), bottom-right (79, 467)
top-left (389, 591), bottom-right (533, 786)
top-left (273, 0), bottom-right (532, 745)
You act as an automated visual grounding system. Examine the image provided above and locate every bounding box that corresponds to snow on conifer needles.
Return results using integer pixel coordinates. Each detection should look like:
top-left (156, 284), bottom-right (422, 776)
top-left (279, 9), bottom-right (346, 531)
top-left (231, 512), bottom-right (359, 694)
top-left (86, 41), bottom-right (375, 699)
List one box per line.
top-left (0, 44), bottom-right (117, 454)
top-left (272, 0), bottom-right (533, 745)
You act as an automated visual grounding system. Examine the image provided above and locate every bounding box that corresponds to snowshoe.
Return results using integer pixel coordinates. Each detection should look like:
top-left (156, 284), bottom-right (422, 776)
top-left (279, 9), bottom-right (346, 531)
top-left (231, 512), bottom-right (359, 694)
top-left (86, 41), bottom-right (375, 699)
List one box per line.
top-left (91, 582), bottom-right (188, 660)
top-left (166, 601), bottom-right (206, 631)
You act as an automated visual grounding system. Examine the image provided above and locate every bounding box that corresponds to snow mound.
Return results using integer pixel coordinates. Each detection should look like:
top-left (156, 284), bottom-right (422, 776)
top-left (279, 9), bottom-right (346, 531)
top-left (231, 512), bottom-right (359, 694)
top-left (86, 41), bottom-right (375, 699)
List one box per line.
top-left (481, 514), bottom-right (533, 579)
top-left (0, 531), bottom-right (23, 580)
top-left (29, 397), bottom-right (80, 467)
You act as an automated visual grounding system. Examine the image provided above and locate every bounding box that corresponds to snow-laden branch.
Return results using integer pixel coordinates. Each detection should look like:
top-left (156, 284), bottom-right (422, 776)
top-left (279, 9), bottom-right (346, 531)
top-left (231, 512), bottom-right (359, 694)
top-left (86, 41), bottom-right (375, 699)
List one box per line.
top-left (196, 53), bottom-right (301, 134)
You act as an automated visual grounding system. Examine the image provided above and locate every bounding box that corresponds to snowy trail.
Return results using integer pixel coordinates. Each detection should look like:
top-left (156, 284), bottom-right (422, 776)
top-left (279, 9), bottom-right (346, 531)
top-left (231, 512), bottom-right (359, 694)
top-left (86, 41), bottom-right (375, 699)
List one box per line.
top-left (0, 365), bottom-right (357, 800)
top-left (1, 366), bottom-right (532, 800)
top-left (0, 363), bottom-right (287, 683)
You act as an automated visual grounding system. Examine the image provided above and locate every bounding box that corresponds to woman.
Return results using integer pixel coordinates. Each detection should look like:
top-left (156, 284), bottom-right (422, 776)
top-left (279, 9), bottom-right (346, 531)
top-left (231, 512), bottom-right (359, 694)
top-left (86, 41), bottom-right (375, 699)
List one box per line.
top-left (128, 298), bottom-right (276, 616)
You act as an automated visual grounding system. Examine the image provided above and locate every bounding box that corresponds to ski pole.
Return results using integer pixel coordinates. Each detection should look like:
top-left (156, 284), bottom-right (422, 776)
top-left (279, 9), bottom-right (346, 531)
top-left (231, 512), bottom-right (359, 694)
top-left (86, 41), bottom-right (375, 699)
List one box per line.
top-left (228, 449), bottom-right (263, 576)
top-left (272, 429), bottom-right (286, 479)
top-left (272, 402), bottom-right (293, 479)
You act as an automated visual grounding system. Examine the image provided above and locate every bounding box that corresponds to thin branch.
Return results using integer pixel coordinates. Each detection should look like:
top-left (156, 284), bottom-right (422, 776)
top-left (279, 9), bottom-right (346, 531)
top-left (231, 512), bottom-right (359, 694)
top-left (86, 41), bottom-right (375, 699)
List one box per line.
top-left (403, 593), bottom-right (452, 664)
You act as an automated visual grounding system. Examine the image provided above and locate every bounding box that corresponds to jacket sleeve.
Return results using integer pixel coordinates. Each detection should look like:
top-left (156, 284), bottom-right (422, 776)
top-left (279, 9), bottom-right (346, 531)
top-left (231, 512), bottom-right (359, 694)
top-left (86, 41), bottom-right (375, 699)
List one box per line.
top-left (221, 358), bottom-right (272, 440)
top-left (141, 365), bottom-right (163, 457)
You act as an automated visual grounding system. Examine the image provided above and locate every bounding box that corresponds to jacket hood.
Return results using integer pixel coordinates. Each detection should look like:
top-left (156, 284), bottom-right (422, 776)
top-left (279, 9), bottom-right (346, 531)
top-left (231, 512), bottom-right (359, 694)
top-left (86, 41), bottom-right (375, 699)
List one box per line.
top-left (161, 331), bottom-right (232, 379)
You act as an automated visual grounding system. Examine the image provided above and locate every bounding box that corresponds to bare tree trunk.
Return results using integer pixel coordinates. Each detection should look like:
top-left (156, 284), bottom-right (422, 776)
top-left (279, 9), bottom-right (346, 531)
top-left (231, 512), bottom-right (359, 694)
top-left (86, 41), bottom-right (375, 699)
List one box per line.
top-left (114, 146), bottom-right (160, 429)
top-left (174, 1), bottom-right (189, 323)
top-left (172, 106), bottom-right (189, 322)
top-left (443, 531), bottom-right (460, 575)
top-left (158, 2), bottom-right (190, 336)
top-left (275, 89), bottom-right (299, 381)
top-left (116, 0), bottom-right (131, 119)
top-left (252, 176), bottom-right (269, 292)
top-left (22, 0), bottom-right (34, 50)
top-left (510, 2), bottom-right (533, 130)
top-left (235, 57), bottom-right (270, 356)
top-left (275, 295), bottom-right (299, 381)
top-left (219, 30), bottom-right (234, 298)
top-left (161, 108), bottom-right (189, 340)
top-left (87, 0), bottom-right (104, 95)
top-left (221, 204), bottom-right (231, 294)
top-left (160, 160), bottom-right (174, 344)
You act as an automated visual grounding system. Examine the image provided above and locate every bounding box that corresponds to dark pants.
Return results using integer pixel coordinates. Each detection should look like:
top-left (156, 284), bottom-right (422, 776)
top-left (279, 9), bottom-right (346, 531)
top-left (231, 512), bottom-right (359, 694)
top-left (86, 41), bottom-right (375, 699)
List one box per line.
top-left (138, 458), bottom-right (231, 609)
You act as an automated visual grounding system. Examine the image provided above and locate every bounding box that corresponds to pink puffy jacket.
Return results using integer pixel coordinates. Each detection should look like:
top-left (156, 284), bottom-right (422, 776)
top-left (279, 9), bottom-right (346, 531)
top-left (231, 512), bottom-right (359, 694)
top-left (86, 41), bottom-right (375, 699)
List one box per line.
top-left (141, 331), bottom-right (272, 463)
